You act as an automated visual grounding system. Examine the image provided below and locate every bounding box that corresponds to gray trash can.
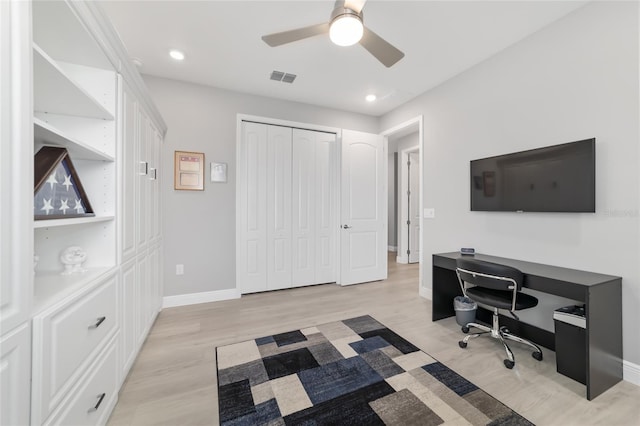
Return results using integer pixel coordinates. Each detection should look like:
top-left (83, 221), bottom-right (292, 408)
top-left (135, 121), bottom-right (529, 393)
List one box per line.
top-left (453, 296), bottom-right (477, 326)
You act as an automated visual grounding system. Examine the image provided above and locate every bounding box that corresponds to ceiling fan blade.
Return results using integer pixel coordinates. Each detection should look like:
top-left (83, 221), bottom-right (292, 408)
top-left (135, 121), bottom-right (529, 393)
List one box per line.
top-left (262, 22), bottom-right (330, 47)
top-left (359, 26), bottom-right (405, 68)
top-left (343, 0), bottom-right (367, 13)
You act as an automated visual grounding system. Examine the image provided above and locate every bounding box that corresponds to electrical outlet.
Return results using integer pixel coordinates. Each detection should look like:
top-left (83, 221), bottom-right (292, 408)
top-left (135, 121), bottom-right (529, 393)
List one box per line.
top-left (176, 264), bottom-right (184, 275)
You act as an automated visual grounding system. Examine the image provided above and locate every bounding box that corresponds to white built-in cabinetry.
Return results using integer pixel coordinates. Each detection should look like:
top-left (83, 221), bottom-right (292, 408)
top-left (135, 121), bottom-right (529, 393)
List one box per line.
top-left (237, 121), bottom-right (337, 293)
top-left (0, 1), bottom-right (166, 425)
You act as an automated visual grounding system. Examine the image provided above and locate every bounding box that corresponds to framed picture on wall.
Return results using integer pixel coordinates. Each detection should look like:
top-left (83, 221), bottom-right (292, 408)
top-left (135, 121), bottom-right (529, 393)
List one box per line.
top-left (174, 151), bottom-right (204, 190)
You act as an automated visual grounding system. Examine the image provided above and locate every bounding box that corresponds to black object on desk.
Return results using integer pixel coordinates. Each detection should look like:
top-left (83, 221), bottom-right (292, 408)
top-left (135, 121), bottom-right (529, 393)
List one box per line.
top-left (432, 252), bottom-right (622, 400)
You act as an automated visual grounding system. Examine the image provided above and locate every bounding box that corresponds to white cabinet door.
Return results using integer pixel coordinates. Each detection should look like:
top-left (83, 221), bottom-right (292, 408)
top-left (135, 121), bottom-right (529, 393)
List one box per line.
top-left (136, 109), bottom-right (149, 253)
top-left (120, 80), bottom-right (138, 262)
top-left (147, 246), bottom-right (159, 325)
top-left (120, 259), bottom-right (137, 381)
top-left (150, 125), bottom-right (162, 243)
top-left (339, 130), bottom-right (387, 285)
top-left (238, 122), bottom-right (268, 293)
top-left (0, 324), bottom-right (31, 426)
top-left (0, 0), bottom-right (32, 336)
top-left (136, 254), bottom-right (150, 342)
top-left (266, 125), bottom-right (292, 290)
top-left (145, 119), bottom-right (156, 245)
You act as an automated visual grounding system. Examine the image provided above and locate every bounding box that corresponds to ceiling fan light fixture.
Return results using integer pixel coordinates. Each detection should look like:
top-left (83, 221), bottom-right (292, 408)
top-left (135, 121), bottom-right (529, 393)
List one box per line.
top-left (329, 11), bottom-right (363, 47)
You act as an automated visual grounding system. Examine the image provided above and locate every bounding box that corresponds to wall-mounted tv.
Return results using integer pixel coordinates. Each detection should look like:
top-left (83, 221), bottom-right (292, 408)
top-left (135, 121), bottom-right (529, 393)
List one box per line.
top-left (470, 138), bottom-right (595, 212)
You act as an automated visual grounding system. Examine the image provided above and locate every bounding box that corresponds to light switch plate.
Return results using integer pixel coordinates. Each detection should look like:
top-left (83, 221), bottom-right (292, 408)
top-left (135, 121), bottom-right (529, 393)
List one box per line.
top-left (176, 264), bottom-right (184, 275)
top-left (424, 208), bottom-right (435, 219)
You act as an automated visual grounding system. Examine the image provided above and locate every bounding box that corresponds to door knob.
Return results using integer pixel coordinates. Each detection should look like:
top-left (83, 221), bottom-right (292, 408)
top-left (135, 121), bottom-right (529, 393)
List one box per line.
top-left (342, 224), bottom-right (352, 229)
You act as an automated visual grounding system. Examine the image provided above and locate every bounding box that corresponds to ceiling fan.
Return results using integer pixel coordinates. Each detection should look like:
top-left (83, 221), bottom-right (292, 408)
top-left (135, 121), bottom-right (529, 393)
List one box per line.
top-left (261, 0), bottom-right (404, 68)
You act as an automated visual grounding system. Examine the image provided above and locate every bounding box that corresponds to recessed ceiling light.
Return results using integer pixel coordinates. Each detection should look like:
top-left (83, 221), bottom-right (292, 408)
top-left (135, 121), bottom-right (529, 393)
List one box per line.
top-left (365, 94), bottom-right (377, 102)
top-left (131, 57), bottom-right (143, 68)
top-left (169, 49), bottom-right (185, 61)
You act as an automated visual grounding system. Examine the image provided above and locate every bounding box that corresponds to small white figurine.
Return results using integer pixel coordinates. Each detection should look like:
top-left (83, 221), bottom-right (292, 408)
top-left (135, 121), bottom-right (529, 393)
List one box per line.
top-left (60, 246), bottom-right (87, 275)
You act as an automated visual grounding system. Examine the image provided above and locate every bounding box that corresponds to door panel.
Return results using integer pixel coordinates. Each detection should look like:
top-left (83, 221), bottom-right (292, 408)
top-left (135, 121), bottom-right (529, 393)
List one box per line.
top-left (121, 82), bottom-right (137, 262)
top-left (292, 129), bottom-right (316, 285)
top-left (314, 132), bottom-right (337, 283)
top-left (238, 122), bottom-right (267, 293)
top-left (340, 130), bottom-right (386, 285)
top-left (266, 125), bottom-right (292, 290)
top-left (409, 152), bottom-right (420, 263)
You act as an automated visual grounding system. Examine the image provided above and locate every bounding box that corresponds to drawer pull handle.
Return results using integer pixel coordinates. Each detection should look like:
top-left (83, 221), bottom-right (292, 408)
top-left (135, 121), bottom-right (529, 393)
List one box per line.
top-left (88, 393), bottom-right (106, 413)
top-left (89, 316), bottom-right (106, 329)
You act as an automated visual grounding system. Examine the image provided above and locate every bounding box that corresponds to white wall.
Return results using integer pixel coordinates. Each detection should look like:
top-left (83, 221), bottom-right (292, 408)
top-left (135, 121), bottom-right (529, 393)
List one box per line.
top-left (143, 76), bottom-right (378, 298)
top-left (380, 2), bottom-right (639, 365)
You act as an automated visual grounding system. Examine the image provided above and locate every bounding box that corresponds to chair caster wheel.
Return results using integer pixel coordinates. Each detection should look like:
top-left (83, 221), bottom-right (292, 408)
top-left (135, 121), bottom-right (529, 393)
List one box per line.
top-left (532, 351), bottom-right (543, 361)
top-left (461, 326), bottom-right (470, 334)
top-left (459, 341), bottom-right (467, 349)
top-left (504, 359), bottom-right (515, 369)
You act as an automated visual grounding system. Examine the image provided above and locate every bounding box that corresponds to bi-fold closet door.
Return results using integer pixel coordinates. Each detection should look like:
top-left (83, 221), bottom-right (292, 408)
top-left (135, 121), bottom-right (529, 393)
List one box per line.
top-left (238, 121), bottom-right (336, 293)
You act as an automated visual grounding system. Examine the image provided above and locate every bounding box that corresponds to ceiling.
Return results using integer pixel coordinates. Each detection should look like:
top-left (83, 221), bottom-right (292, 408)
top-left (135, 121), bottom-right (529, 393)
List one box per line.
top-left (99, 1), bottom-right (586, 117)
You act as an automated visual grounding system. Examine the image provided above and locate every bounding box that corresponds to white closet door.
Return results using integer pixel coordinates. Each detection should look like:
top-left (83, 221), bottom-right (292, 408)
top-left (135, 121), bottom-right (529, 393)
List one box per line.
top-left (238, 122), bottom-right (268, 293)
top-left (314, 132), bottom-right (337, 283)
top-left (292, 129), bottom-right (316, 286)
top-left (266, 125), bottom-right (292, 290)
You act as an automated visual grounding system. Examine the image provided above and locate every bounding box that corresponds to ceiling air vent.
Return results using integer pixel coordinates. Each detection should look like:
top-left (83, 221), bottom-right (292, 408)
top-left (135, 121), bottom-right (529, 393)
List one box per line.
top-left (282, 73), bottom-right (296, 83)
top-left (270, 70), bottom-right (285, 81)
top-left (270, 70), bottom-right (297, 84)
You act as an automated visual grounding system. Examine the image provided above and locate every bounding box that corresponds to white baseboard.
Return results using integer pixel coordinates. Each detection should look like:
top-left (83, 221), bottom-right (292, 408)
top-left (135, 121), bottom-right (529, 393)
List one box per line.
top-left (388, 246), bottom-right (397, 252)
top-left (624, 359), bottom-right (640, 387)
top-left (419, 286), bottom-right (431, 300)
top-left (396, 256), bottom-right (408, 264)
top-left (162, 288), bottom-right (240, 308)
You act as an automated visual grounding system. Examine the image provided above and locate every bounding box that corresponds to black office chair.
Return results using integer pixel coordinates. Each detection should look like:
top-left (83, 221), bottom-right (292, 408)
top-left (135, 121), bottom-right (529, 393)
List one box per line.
top-left (456, 257), bottom-right (543, 369)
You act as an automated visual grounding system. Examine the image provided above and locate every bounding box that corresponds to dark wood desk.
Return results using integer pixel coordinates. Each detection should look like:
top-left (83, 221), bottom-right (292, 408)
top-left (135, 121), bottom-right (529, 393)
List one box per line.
top-left (432, 252), bottom-right (622, 400)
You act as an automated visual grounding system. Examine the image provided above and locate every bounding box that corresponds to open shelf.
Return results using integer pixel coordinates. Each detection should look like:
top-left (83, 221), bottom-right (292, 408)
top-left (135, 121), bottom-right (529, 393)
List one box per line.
top-left (33, 44), bottom-right (114, 120)
top-left (33, 215), bottom-right (115, 229)
top-left (34, 118), bottom-right (115, 162)
top-left (33, 267), bottom-right (115, 315)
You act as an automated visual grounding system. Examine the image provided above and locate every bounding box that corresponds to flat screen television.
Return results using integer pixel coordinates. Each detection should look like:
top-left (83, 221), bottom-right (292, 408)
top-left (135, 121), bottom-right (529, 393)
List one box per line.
top-left (470, 138), bottom-right (595, 212)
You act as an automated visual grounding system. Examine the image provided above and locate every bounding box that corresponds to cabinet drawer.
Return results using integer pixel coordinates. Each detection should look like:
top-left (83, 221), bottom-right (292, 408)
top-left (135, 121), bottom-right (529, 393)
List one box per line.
top-left (45, 338), bottom-right (118, 426)
top-left (33, 273), bottom-right (118, 423)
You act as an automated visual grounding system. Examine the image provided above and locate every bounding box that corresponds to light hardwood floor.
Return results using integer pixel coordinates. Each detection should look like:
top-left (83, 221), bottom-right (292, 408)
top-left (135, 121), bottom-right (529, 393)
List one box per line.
top-left (108, 255), bottom-right (640, 425)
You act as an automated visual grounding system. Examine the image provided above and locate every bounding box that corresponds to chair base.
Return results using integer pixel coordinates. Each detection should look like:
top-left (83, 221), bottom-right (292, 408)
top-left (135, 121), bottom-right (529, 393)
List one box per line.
top-left (458, 308), bottom-right (543, 369)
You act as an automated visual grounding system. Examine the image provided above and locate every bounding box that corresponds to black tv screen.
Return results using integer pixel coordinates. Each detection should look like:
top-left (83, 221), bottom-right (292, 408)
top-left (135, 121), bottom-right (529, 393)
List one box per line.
top-left (470, 138), bottom-right (595, 212)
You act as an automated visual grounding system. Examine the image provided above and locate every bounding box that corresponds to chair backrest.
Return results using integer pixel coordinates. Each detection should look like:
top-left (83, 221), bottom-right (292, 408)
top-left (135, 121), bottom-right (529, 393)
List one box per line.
top-left (456, 258), bottom-right (524, 292)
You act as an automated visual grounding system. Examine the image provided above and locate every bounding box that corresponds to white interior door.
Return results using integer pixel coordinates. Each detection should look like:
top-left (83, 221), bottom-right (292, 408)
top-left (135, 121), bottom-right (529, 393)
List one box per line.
top-left (340, 129), bottom-right (387, 285)
top-left (408, 151), bottom-right (420, 263)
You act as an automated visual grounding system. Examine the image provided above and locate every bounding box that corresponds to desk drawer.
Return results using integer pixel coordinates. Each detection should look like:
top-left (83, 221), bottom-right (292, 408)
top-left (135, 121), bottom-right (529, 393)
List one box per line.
top-left (45, 338), bottom-right (118, 426)
top-left (33, 273), bottom-right (118, 423)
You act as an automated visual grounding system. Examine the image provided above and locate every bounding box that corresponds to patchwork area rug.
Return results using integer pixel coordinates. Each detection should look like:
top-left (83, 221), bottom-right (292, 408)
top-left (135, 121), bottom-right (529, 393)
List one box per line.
top-left (216, 315), bottom-right (532, 425)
